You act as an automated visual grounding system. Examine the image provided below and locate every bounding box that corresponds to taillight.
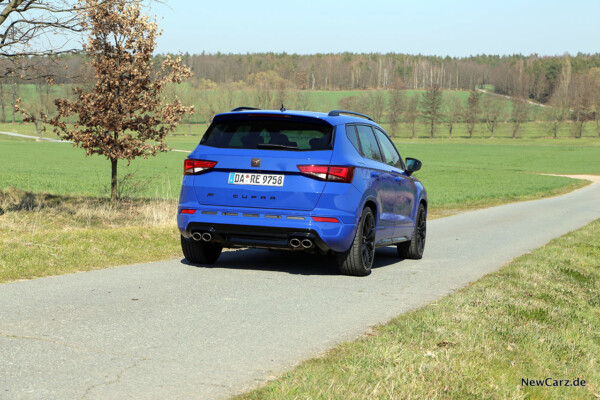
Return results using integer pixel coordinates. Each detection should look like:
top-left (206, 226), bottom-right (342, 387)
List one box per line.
top-left (297, 165), bottom-right (354, 183)
top-left (184, 159), bottom-right (217, 175)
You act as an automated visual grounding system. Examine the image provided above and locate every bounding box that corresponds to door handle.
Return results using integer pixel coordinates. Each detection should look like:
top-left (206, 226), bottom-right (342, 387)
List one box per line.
top-left (394, 177), bottom-right (403, 182)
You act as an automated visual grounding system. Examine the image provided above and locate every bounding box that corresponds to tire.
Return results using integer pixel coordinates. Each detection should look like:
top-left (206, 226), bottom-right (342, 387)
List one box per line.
top-left (398, 203), bottom-right (426, 259)
top-left (337, 207), bottom-right (376, 276)
top-left (181, 235), bottom-right (223, 264)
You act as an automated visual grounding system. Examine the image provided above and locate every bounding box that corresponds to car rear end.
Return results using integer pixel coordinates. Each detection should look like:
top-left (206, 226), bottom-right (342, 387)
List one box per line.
top-left (178, 110), bottom-right (362, 253)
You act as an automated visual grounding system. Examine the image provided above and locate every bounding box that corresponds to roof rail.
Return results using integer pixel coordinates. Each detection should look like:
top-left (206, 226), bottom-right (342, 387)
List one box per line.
top-left (328, 110), bottom-right (374, 121)
top-left (231, 106), bottom-right (261, 112)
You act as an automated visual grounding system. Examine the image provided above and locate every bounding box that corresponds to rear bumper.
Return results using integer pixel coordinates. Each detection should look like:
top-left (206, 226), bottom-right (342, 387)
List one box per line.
top-left (185, 222), bottom-right (331, 252)
top-left (178, 208), bottom-right (357, 252)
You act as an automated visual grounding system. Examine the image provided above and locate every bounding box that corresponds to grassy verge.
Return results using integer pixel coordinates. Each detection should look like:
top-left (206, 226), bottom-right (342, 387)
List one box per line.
top-left (0, 177), bottom-right (588, 282)
top-left (236, 219), bottom-right (600, 399)
top-left (0, 189), bottom-right (180, 283)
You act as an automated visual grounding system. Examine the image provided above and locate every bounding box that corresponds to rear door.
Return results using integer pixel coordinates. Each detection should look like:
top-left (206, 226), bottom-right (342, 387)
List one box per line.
top-left (355, 125), bottom-right (397, 242)
top-left (372, 128), bottom-right (416, 239)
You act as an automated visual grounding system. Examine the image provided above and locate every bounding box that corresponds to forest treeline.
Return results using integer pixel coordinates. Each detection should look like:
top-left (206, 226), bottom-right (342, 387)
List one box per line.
top-left (1, 52), bottom-right (600, 139)
top-left (5, 52), bottom-right (600, 103)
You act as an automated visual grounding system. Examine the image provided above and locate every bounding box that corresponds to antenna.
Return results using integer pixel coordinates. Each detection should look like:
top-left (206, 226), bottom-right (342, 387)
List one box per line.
top-left (280, 104), bottom-right (286, 112)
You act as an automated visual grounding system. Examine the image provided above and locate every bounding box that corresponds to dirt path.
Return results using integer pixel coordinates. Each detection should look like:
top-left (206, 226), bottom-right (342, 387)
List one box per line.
top-left (541, 174), bottom-right (600, 183)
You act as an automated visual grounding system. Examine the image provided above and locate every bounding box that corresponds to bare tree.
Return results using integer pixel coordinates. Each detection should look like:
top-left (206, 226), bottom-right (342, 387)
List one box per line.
top-left (481, 95), bottom-right (507, 138)
top-left (545, 102), bottom-right (567, 139)
top-left (510, 99), bottom-right (529, 139)
top-left (41, 0), bottom-right (192, 201)
top-left (367, 91), bottom-right (386, 122)
top-left (338, 95), bottom-right (357, 112)
top-left (464, 89), bottom-right (480, 138)
top-left (0, 1), bottom-right (83, 59)
top-left (388, 89), bottom-right (407, 137)
top-left (443, 92), bottom-right (463, 138)
top-left (569, 74), bottom-right (594, 138)
top-left (421, 84), bottom-right (443, 138)
top-left (9, 79), bottom-right (18, 122)
top-left (292, 90), bottom-right (311, 111)
top-left (406, 95), bottom-right (419, 138)
top-left (0, 79), bottom-right (7, 122)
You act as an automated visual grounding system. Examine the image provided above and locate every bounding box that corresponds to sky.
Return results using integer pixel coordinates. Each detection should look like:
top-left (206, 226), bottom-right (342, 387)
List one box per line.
top-left (150, 0), bottom-right (600, 57)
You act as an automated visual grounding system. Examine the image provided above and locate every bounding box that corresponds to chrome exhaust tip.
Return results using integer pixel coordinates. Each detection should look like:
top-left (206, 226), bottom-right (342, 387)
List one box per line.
top-left (201, 233), bottom-right (212, 242)
top-left (289, 238), bottom-right (301, 248)
top-left (301, 239), bottom-right (313, 249)
top-left (191, 232), bottom-right (203, 241)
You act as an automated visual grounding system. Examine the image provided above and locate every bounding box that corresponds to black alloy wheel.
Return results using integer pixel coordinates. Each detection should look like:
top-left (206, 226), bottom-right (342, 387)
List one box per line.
top-left (337, 207), bottom-right (376, 276)
top-left (398, 203), bottom-right (426, 260)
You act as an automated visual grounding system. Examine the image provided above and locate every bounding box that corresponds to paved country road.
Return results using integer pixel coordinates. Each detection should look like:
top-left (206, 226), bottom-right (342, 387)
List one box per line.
top-left (1, 181), bottom-right (599, 400)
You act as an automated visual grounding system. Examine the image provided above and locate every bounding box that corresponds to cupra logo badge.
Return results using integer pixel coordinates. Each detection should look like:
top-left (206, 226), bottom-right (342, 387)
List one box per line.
top-left (251, 158), bottom-right (261, 167)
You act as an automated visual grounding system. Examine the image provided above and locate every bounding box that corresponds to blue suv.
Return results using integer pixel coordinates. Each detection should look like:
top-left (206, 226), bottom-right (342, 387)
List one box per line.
top-left (178, 108), bottom-right (427, 276)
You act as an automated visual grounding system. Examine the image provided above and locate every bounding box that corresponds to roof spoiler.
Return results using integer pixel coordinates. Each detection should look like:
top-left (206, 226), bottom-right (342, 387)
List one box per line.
top-left (230, 106), bottom-right (261, 112)
top-left (327, 110), bottom-right (374, 121)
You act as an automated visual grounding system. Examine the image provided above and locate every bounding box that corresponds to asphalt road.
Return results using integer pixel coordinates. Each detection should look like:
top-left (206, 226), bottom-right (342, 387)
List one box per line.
top-left (1, 181), bottom-right (599, 400)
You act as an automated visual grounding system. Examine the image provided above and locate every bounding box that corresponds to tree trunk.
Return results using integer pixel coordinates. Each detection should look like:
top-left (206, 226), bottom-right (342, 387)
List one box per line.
top-left (430, 119), bottom-right (434, 138)
top-left (34, 120), bottom-right (41, 139)
top-left (111, 159), bottom-right (118, 201)
top-left (577, 121), bottom-right (584, 138)
top-left (11, 89), bottom-right (15, 123)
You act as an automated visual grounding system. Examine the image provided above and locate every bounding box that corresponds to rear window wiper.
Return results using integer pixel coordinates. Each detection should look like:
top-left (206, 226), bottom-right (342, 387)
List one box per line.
top-left (256, 143), bottom-right (299, 150)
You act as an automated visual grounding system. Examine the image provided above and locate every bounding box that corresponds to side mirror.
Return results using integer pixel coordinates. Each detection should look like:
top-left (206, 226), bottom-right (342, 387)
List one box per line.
top-left (405, 157), bottom-right (422, 176)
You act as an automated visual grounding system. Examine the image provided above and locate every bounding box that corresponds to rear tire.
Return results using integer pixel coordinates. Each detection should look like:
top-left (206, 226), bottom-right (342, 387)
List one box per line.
top-left (181, 235), bottom-right (223, 264)
top-left (337, 207), bottom-right (376, 276)
top-left (398, 203), bottom-right (426, 259)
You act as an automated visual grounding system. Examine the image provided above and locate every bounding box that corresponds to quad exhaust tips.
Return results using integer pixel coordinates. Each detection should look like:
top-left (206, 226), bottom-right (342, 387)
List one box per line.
top-left (289, 238), bottom-right (313, 249)
top-left (301, 239), bottom-right (313, 249)
top-left (201, 233), bottom-right (212, 242)
top-left (191, 232), bottom-right (213, 242)
top-left (191, 232), bottom-right (203, 241)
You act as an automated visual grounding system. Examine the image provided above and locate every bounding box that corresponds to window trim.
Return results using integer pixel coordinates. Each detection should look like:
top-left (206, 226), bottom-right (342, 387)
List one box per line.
top-left (345, 124), bottom-right (363, 155)
top-left (353, 123), bottom-right (385, 163)
top-left (372, 127), bottom-right (406, 171)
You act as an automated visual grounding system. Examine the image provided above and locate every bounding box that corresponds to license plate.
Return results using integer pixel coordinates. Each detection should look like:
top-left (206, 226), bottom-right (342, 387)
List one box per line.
top-left (228, 172), bottom-right (285, 187)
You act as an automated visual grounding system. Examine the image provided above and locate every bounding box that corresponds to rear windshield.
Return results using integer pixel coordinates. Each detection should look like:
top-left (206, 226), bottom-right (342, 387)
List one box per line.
top-left (200, 119), bottom-right (333, 151)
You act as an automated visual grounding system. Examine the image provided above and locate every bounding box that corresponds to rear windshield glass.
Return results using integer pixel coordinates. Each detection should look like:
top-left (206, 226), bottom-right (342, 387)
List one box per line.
top-left (200, 119), bottom-right (333, 151)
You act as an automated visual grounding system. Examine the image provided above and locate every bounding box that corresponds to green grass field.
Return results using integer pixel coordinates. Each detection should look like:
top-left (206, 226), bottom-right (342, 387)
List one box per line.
top-left (236, 218), bottom-right (600, 399)
top-left (1, 127), bottom-right (597, 209)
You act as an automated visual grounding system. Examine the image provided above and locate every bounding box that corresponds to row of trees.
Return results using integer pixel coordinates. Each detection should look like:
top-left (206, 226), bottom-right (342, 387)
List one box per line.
top-left (9, 52), bottom-right (600, 101)
top-left (7, 53), bottom-right (600, 133)
top-left (342, 88), bottom-right (536, 139)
